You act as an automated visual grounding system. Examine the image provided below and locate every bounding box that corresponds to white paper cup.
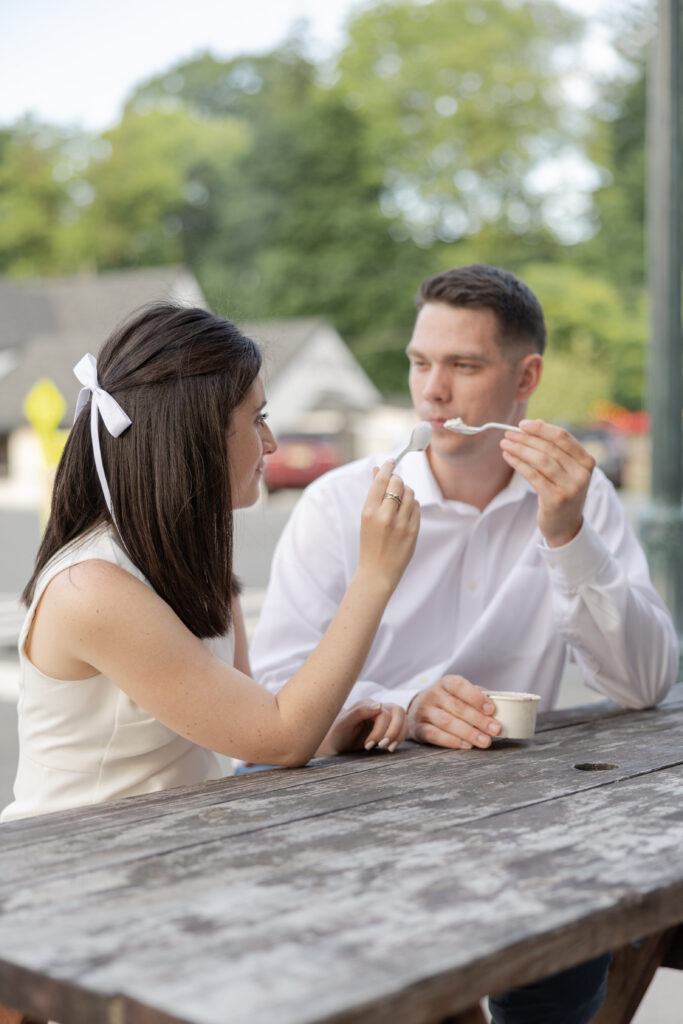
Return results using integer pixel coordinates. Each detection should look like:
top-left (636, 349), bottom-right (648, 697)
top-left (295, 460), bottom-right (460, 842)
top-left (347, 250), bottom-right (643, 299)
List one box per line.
top-left (485, 691), bottom-right (541, 739)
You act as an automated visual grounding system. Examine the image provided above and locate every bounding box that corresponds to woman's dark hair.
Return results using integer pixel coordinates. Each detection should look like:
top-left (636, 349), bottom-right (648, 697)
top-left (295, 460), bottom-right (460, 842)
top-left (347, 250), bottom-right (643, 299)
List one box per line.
top-left (23, 303), bottom-right (262, 639)
top-left (417, 263), bottom-right (546, 355)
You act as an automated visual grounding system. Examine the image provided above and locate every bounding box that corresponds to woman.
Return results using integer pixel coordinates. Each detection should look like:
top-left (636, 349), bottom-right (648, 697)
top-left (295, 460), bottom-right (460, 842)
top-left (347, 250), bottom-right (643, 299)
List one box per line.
top-left (1, 304), bottom-right (418, 822)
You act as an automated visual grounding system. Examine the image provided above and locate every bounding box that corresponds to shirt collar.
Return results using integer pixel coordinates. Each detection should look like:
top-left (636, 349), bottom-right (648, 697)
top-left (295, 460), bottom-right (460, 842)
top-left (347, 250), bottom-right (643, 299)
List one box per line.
top-left (391, 449), bottom-right (535, 511)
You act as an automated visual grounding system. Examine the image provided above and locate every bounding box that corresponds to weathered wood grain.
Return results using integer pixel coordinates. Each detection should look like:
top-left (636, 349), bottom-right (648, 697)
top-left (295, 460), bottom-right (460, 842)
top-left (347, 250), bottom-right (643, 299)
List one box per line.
top-left (1, 696), bottom-right (682, 1024)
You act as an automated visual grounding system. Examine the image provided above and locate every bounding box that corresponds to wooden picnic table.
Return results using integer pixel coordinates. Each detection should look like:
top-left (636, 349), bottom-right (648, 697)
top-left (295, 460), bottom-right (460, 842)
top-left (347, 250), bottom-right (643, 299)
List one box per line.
top-left (1, 689), bottom-right (683, 1024)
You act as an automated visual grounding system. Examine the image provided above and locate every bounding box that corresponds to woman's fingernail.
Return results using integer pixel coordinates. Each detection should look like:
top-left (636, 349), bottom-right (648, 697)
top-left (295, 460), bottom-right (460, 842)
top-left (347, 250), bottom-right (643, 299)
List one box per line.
top-left (483, 702), bottom-right (494, 714)
top-left (388, 741), bottom-right (398, 752)
top-left (461, 741), bottom-right (472, 749)
top-left (378, 737), bottom-right (390, 749)
top-left (477, 734), bottom-right (491, 746)
top-left (488, 721), bottom-right (501, 735)
top-left (365, 740), bottom-right (376, 751)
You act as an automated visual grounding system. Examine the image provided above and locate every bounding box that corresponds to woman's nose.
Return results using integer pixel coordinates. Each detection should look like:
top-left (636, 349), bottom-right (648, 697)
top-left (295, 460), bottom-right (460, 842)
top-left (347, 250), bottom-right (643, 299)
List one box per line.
top-left (264, 424), bottom-right (277, 454)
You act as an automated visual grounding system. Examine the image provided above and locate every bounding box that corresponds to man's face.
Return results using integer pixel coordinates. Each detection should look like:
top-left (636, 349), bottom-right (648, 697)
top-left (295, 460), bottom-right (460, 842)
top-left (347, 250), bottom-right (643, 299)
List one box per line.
top-left (407, 302), bottom-right (538, 467)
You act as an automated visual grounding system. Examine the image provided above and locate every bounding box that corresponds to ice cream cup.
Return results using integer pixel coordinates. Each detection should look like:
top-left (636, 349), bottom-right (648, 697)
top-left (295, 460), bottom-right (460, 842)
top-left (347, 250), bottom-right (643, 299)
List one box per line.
top-left (484, 691), bottom-right (541, 740)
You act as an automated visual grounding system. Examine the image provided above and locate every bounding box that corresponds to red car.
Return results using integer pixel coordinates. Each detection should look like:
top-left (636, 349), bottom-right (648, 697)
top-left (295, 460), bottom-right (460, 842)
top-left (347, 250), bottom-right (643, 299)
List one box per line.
top-left (263, 434), bottom-right (342, 492)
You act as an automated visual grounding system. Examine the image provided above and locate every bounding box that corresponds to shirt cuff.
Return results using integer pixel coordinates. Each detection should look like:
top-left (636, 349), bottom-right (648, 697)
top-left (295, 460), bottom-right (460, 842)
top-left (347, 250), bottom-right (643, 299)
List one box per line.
top-left (537, 517), bottom-right (612, 589)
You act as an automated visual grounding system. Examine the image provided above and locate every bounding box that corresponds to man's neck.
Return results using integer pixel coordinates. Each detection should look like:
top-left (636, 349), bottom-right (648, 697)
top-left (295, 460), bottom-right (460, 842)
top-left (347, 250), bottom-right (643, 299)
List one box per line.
top-left (427, 448), bottom-right (515, 511)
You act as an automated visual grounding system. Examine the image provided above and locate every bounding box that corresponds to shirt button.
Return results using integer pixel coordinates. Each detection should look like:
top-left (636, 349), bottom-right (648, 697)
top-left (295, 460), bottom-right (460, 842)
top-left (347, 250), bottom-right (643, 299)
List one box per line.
top-left (466, 580), bottom-right (477, 591)
top-left (547, 559), bottom-right (555, 568)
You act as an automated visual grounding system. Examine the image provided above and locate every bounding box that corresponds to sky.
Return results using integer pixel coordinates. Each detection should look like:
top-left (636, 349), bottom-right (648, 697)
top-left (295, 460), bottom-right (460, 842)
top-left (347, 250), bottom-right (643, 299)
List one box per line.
top-left (0, 0), bottom-right (364, 130)
top-left (0, 0), bottom-right (629, 132)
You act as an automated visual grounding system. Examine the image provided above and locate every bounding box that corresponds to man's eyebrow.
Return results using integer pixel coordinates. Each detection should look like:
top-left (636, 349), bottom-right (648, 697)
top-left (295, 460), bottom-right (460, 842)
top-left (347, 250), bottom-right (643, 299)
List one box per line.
top-left (405, 345), bottom-right (488, 362)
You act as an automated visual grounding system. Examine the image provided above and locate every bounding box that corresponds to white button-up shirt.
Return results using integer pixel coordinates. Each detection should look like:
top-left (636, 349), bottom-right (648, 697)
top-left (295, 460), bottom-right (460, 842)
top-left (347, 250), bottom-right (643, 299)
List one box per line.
top-left (250, 452), bottom-right (678, 712)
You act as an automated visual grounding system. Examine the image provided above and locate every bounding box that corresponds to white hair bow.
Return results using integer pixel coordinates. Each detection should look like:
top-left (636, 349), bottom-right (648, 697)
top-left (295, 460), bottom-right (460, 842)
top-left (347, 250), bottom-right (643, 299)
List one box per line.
top-left (73, 353), bottom-right (131, 519)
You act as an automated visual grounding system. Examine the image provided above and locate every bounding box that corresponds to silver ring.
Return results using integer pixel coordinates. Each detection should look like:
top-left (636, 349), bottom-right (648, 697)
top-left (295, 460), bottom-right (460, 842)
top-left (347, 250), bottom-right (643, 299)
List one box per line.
top-left (383, 491), bottom-right (402, 505)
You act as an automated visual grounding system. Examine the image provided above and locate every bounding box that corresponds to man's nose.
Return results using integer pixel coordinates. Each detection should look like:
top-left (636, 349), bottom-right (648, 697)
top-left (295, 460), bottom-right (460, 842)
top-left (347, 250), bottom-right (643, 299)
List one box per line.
top-left (422, 366), bottom-right (451, 403)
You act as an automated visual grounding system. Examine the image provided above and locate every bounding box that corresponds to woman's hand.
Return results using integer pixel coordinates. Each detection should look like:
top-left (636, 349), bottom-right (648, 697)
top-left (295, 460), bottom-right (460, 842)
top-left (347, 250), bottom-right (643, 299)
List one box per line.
top-left (357, 460), bottom-right (420, 590)
top-left (316, 701), bottom-right (409, 757)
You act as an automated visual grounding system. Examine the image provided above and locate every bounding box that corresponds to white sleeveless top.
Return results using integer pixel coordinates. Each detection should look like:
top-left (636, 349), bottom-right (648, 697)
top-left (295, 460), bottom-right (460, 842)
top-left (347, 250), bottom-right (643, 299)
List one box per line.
top-left (1, 526), bottom-right (234, 822)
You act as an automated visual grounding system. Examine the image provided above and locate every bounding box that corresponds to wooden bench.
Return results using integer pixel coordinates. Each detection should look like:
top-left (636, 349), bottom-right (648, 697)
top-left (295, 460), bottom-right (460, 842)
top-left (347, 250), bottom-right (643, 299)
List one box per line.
top-left (1, 692), bottom-right (683, 1023)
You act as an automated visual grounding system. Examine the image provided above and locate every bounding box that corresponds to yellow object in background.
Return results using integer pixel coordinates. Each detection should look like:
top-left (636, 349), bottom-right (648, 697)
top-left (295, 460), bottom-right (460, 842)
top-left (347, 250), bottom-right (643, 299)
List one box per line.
top-left (22, 379), bottom-right (69, 467)
top-left (23, 379), bottom-right (69, 526)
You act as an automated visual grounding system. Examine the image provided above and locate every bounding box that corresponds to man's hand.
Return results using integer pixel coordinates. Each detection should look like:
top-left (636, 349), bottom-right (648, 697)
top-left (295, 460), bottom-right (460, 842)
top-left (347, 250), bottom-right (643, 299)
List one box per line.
top-left (316, 701), bottom-right (408, 757)
top-left (500, 419), bottom-right (595, 548)
top-left (407, 676), bottom-right (501, 749)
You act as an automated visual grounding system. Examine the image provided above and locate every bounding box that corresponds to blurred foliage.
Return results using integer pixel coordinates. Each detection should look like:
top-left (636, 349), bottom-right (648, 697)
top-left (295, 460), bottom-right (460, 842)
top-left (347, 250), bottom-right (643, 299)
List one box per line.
top-left (334, 0), bottom-right (583, 246)
top-left (522, 262), bottom-right (647, 418)
top-left (0, 0), bottom-right (659, 414)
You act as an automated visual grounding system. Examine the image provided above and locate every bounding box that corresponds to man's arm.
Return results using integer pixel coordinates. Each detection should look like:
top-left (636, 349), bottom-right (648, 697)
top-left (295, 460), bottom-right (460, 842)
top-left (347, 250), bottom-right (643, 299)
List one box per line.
top-left (536, 486), bottom-right (678, 707)
top-left (501, 421), bottom-right (678, 707)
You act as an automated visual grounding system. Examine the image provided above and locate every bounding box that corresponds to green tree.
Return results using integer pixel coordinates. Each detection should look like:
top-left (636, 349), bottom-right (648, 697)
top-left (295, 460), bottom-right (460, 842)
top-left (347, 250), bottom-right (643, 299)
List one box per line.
top-left (333, 0), bottom-right (586, 249)
top-left (127, 48), bottom-right (428, 338)
top-left (522, 262), bottom-right (647, 415)
top-left (0, 120), bottom-right (92, 275)
top-left (84, 107), bottom-right (248, 269)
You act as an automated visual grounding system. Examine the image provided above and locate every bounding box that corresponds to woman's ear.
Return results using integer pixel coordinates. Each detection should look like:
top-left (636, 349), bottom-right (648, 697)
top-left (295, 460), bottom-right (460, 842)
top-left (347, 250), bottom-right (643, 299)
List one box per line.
top-left (516, 353), bottom-right (543, 401)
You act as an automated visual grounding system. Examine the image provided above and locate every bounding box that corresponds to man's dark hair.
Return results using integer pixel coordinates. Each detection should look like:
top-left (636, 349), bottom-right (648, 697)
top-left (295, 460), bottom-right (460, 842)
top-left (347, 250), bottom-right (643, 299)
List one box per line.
top-left (24, 303), bottom-right (262, 639)
top-left (416, 264), bottom-right (546, 355)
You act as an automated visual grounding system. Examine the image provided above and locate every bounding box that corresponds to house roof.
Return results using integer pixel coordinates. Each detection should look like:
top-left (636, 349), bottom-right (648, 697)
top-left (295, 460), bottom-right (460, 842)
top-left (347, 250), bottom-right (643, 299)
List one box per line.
top-left (0, 266), bottom-right (206, 354)
top-left (0, 273), bottom-right (374, 433)
top-left (239, 318), bottom-right (329, 381)
top-left (0, 266), bottom-right (206, 431)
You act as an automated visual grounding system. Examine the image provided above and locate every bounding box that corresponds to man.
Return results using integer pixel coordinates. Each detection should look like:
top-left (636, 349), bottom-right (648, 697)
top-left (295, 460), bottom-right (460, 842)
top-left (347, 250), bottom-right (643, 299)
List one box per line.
top-left (251, 264), bottom-right (678, 1023)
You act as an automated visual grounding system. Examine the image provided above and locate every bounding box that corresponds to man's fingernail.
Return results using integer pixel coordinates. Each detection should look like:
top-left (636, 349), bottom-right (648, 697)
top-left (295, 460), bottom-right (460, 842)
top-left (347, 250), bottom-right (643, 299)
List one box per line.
top-left (378, 737), bottom-right (390, 749)
top-left (483, 702), bottom-right (494, 714)
top-left (488, 721), bottom-right (501, 735)
top-left (365, 740), bottom-right (376, 751)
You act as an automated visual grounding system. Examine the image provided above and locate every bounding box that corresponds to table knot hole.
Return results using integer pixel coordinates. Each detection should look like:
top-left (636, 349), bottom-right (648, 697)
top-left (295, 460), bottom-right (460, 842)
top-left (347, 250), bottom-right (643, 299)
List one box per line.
top-left (574, 762), bottom-right (619, 772)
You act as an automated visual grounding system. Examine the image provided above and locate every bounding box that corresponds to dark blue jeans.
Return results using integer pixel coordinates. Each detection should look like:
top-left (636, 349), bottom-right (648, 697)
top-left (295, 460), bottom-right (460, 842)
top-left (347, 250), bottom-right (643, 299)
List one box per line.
top-left (487, 952), bottom-right (612, 1024)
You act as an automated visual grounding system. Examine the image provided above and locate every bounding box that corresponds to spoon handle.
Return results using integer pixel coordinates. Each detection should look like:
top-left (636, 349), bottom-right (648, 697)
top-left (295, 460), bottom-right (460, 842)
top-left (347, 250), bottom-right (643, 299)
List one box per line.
top-left (485, 422), bottom-right (523, 432)
top-left (392, 446), bottom-right (409, 469)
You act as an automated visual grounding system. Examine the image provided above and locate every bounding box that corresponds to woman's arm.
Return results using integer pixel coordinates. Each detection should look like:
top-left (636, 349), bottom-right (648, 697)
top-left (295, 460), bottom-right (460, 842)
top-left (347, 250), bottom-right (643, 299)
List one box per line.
top-left (231, 594), bottom-right (251, 676)
top-left (29, 462), bottom-right (419, 767)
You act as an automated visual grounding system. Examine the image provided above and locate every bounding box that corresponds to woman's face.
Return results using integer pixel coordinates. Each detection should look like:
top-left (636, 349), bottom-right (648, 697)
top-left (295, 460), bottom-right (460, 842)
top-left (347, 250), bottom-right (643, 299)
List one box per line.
top-left (228, 376), bottom-right (276, 509)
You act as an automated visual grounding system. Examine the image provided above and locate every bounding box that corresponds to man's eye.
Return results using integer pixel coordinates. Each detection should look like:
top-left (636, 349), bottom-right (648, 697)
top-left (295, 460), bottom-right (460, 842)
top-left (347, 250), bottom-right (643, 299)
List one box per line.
top-left (257, 412), bottom-right (268, 425)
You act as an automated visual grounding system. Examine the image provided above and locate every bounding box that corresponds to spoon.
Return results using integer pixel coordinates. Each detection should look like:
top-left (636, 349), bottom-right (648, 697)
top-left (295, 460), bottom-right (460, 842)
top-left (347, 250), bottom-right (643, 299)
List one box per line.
top-left (444, 417), bottom-right (523, 435)
top-left (393, 421), bottom-right (433, 468)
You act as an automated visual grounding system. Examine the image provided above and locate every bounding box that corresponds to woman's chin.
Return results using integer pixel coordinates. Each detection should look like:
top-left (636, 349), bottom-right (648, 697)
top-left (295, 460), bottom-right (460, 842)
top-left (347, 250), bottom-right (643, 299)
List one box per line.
top-left (234, 480), bottom-right (263, 510)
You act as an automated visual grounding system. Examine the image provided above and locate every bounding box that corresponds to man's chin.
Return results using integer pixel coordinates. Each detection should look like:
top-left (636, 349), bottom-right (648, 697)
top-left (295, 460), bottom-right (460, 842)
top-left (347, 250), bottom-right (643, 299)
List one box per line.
top-left (428, 438), bottom-right (481, 465)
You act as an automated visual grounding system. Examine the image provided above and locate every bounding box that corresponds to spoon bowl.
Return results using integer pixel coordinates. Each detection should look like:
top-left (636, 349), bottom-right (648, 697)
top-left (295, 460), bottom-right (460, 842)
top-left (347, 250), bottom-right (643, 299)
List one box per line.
top-left (393, 421), bottom-right (432, 467)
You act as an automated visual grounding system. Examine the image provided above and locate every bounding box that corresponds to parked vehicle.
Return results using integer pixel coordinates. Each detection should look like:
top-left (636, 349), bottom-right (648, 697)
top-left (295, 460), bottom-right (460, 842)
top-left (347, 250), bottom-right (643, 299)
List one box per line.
top-left (263, 434), bottom-right (343, 492)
